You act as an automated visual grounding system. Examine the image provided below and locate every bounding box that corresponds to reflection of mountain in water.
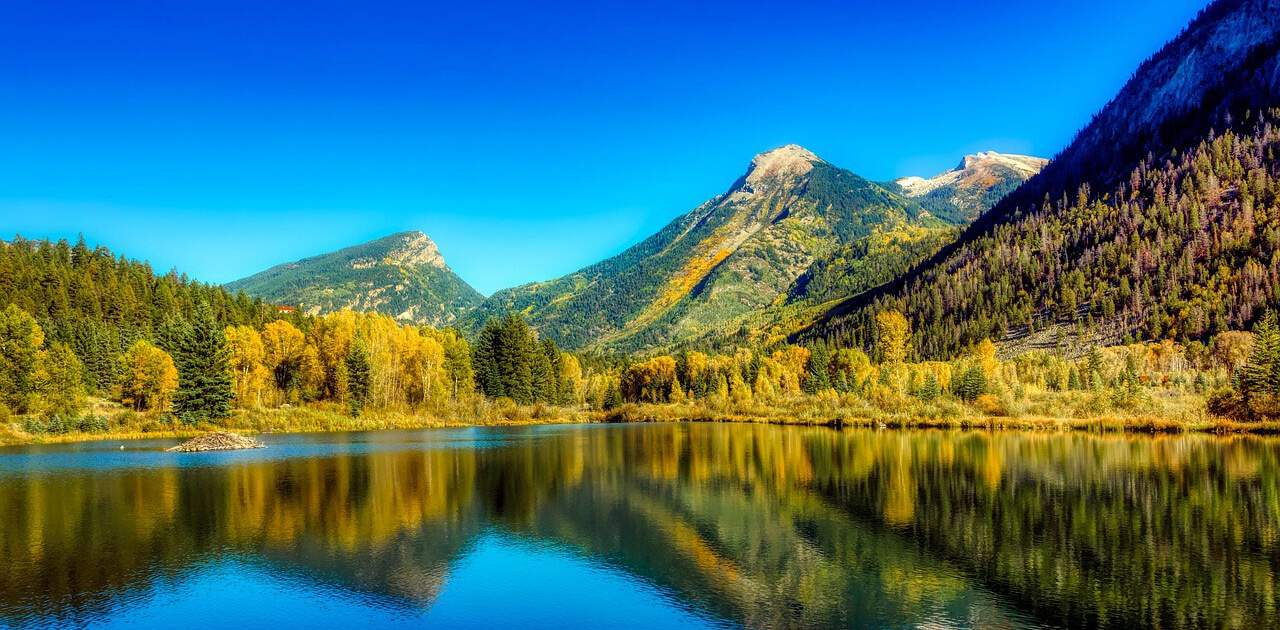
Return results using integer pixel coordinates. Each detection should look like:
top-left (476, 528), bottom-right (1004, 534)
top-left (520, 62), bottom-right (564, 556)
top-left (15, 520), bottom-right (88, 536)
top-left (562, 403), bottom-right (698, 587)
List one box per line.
top-left (1, 425), bottom-right (1278, 628)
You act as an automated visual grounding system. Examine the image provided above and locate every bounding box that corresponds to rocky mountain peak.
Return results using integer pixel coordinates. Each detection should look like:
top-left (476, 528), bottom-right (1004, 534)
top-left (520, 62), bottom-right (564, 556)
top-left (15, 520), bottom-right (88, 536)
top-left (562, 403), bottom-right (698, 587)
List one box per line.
top-left (743, 144), bottom-right (823, 190)
top-left (386, 231), bottom-right (448, 270)
top-left (896, 151), bottom-right (1047, 198)
top-left (957, 151), bottom-right (1047, 176)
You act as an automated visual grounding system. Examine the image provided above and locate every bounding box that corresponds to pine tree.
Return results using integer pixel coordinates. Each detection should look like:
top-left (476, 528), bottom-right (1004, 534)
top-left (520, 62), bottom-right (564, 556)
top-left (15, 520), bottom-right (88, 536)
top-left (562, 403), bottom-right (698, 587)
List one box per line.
top-left (1242, 311), bottom-right (1280, 399)
top-left (954, 365), bottom-right (986, 402)
top-left (603, 379), bottom-right (622, 410)
top-left (172, 302), bottom-right (233, 424)
top-left (1067, 366), bottom-right (1081, 391)
top-left (804, 341), bottom-right (832, 393)
top-left (1084, 347), bottom-right (1105, 386)
top-left (918, 371), bottom-right (940, 402)
top-left (498, 314), bottom-right (536, 403)
top-left (345, 342), bottom-right (370, 417)
top-left (533, 337), bottom-right (559, 403)
top-left (473, 320), bottom-right (502, 398)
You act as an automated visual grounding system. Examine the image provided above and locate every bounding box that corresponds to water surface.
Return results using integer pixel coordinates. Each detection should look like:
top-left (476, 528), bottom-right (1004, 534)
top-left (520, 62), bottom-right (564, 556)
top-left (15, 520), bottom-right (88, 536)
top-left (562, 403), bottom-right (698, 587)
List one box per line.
top-left (1, 423), bottom-right (1277, 628)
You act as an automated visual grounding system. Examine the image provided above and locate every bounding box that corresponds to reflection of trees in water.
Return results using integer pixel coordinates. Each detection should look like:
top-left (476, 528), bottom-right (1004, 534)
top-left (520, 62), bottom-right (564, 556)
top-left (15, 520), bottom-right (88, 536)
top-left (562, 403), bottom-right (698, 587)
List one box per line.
top-left (1, 426), bottom-right (1277, 628)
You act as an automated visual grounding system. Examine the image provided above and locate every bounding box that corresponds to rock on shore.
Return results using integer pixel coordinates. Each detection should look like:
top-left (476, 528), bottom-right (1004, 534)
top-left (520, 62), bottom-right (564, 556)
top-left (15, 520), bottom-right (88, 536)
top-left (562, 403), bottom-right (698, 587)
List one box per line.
top-left (168, 431), bottom-right (265, 452)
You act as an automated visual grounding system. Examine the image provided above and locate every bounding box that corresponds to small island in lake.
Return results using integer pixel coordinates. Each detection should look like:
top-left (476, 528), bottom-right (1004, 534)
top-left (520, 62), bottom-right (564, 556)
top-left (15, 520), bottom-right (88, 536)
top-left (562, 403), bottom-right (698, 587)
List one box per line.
top-left (168, 432), bottom-right (265, 452)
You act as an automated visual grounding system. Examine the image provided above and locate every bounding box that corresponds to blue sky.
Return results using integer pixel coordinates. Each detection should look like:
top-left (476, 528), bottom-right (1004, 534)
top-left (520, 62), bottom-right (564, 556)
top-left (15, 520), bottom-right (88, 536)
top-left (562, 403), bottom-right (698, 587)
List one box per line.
top-left (0, 0), bottom-right (1209, 295)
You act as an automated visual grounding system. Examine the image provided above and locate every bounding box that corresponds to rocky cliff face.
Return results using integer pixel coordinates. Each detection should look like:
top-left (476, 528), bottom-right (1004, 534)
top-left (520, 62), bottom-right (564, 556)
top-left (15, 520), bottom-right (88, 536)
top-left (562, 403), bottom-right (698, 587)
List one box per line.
top-left (227, 231), bottom-right (482, 326)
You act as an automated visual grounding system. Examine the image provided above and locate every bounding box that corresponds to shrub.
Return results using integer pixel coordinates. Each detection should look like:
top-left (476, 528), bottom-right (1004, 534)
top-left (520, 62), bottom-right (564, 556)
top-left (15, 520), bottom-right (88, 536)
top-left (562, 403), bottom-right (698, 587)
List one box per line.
top-left (1206, 387), bottom-right (1248, 421)
top-left (974, 394), bottom-right (1006, 416)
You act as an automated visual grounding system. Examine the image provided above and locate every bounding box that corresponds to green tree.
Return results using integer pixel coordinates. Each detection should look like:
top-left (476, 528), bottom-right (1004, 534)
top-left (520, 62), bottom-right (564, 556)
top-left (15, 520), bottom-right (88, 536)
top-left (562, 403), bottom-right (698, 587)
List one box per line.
top-left (1241, 311), bottom-right (1280, 399)
top-left (954, 365), bottom-right (986, 402)
top-left (918, 371), bottom-right (940, 402)
top-left (345, 342), bottom-right (371, 417)
top-left (603, 379), bottom-right (622, 410)
top-left (473, 314), bottom-right (539, 403)
top-left (35, 342), bottom-right (86, 418)
top-left (0, 304), bottom-right (44, 413)
top-left (804, 341), bottom-right (832, 393)
top-left (172, 303), bottom-right (233, 423)
top-left (533, 337), bottom-right (559, 403)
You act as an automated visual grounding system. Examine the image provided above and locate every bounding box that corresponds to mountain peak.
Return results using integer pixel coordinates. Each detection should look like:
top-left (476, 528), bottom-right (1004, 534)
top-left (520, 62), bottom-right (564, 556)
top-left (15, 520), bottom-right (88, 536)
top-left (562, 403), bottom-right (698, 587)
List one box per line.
top-left (896, 151), bottom-right (1047, 198)
top-left (956, 151), bottom-right (1047, 176)
top-left (227, 230), bottom-right (481, 325)
top-left (744, 144), bottom-right (823, 190)
top-left (384, 230), bottom-right (447, 270)
top-left (893, 150), bottom-right (1048, 222)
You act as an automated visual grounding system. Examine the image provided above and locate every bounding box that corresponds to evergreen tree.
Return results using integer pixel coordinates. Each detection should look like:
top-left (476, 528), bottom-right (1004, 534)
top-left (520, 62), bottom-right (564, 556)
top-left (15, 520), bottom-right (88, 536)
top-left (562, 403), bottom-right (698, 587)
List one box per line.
top-left (172, 302), bottom-right (233, 424)
top-left (473, 320), bottom-right (502, 397)
top-left (1242, 311), bottom-right (1280, 399)
top-left (533, 337), bottom-right (559, 403)
top-left (1112, 354), bottom-right (1145, 409)
top-left (1084, 347), bottom-right (1106, 390)
top-left (603, 379), bottom-right (622, 410)
top-left (499, 314), bottom-right (536, 403)
top-left (345, 342), bottom-right (371, 417)
top-left (954, 365), bottom-right (986, 402)
top-left (918, 371), bottom-right (940, 402)
top-left (473, 313), bottom-right (538, 403)
top-left (804, 341), bottom-right (832, 393)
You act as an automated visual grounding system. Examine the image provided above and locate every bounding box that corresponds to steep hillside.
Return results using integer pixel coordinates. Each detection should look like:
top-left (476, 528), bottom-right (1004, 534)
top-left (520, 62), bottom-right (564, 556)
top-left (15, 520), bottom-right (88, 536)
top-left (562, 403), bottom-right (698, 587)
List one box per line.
top-left (227, 231), bottom-right (482, 326)
top-left (804, 0), bottom-right (1280, 358)
top-left (471, 144), bottom-right (1036, 353)
top-left (469, 145), bottom-right (938, 352)
top-left (893, 152), bottom-right (1047, 222)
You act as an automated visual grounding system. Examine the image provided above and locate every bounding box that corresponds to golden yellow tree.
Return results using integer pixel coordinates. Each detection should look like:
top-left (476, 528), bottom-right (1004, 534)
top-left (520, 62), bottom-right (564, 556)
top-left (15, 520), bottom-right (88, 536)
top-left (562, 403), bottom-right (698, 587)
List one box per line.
top-left (226, 325), bottom-right (269, 409)
top-left (975, 338), bottom-right (999, 381)
top-left (118, 340), bottom-right (178, 412)
top-left (261, 319), bottom-right (306, 398)
top-left (875, 310), bottom-right (911, 364)
top-left (558, 353), bottom-right (584, 405)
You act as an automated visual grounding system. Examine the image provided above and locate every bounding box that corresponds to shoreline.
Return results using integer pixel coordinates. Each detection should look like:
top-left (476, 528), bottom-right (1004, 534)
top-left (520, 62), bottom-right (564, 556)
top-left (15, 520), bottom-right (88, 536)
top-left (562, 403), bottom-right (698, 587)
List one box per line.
top-left (5, 403), bottom-right (1280, 447)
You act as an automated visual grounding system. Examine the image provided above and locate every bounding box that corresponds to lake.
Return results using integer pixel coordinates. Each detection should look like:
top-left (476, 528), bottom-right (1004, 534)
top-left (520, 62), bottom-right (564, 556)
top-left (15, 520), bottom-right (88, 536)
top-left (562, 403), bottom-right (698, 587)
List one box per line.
top-left (0, 423), bottom-right (1277, 628)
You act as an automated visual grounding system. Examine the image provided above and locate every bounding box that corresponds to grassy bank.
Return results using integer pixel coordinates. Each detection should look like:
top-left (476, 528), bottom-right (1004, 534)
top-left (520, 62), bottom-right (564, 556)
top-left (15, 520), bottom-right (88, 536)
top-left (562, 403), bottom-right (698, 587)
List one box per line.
top-left (4, 389), bottom-right (1279, 447)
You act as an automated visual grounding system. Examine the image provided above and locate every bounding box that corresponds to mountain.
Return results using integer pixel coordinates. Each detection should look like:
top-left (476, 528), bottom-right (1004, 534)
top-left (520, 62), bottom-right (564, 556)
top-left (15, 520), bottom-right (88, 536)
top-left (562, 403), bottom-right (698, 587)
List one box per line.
top-left (803, 0), bottom-right (1280, 358)
top-left (227, 231), bottom-right (482, 326)
top-left (893, 152), bottom-right (1047, 222)
top-left (469, 144), bottom-right (1034, 353)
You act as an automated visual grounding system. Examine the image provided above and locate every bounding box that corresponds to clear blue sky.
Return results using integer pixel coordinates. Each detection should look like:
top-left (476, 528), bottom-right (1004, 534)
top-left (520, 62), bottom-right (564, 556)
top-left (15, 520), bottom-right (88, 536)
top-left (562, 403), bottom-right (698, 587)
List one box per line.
top-left (0, 0), bottom-right (1209, 295)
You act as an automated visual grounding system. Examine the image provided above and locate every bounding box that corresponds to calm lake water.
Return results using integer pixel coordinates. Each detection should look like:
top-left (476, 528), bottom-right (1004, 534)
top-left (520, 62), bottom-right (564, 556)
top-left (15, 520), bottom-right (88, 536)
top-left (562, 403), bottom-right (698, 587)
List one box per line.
top-left (1, 423), bottom-right (1278, 629)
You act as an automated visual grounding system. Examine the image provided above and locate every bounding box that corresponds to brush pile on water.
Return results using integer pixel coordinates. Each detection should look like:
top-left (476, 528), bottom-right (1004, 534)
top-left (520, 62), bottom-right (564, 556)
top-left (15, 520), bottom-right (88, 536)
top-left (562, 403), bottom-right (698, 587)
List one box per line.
top-left (167, 431), bottom-right (264, 452)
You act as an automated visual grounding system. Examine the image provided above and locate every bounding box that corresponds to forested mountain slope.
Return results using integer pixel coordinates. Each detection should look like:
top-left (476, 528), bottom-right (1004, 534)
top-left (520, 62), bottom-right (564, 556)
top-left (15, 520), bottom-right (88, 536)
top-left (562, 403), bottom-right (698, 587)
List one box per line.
top-left (804, 0), bottom-right (1280, 359)
top-left (227, 231), bottom-right (482, 327)
top-left (468, 145), bottom-right (939, 352)
top-left (0, 235), bottom-right (280, 391)
top-left (470, 145), bottom-right (1039, 353)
